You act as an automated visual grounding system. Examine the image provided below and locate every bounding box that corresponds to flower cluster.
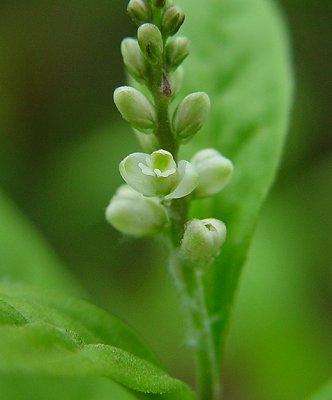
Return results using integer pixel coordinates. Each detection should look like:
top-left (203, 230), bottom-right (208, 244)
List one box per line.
top-left (106, 148), bottom-right (232, 239)
top-left (106, 0), bottom-right (234, 266)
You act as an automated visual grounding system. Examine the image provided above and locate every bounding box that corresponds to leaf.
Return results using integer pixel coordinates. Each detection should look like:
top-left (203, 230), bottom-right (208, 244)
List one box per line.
top-left (0, 189), bottom-right (82, 294)
top-left (0, 376), bottom-right (139, 400)
top-left (227, 158), bottom-right (332, 399)
top-left (177, 0), bottom-right (293, 358)
top-left (308, 380), bottom-right (332, 400)
top-left (0, 283), bottom-right (158, 365)
top-left (0, 283), bottom-right (195, 399)
top-left (0, 173), bottom-right (140, 400)
top-left (0, 324), bottom-right (182, 394)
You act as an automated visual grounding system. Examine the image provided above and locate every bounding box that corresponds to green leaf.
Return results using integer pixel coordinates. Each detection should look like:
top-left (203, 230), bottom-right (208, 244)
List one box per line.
top-left (0, 283), bottom-right (195, 399)
top-left (178, 0), bottom-right (293, 357)
top-left (0, 324), bottom-right (182, 394)
top-left (0, 190), bottom-right (82, 294)
top-left (0, 376), bottom-right (139, 400)
top-left (308, 380), bottom-right (332, 400)
top-left (0, 283), bottom-right (159, 365)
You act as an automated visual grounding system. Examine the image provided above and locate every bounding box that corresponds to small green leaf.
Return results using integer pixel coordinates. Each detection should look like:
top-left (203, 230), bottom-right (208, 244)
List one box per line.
top-left (178, 0), bottom-right (293, 358)
top-left (0, 283), bottom-right (195, 399)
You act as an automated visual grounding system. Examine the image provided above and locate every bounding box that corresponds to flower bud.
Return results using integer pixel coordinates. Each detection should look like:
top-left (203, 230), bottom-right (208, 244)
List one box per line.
top-left (172, 92), bottom-right (210, 142)
top-left (166, 37), bottom-right (190, 70)
top-left (106, 185), bottom-right (169, 237)
top-left (161, 5), bottom-right (185, 36)
top-left (121, 38), bottom-right (149, 82)
top-left (137, 23), bottom-right (163, 65)
top-left (191, 149), bottom-right (234, 197)
top-left (168, 66), bottom-right (184, 97)
top-left (113, 86), bottom-right (156, 131)
top-left (179, 218), bottom-right (227, 267)
top-left (127, 0), bottom-right (152, 25)
top-left (133, 128), bottom-right (159, 152)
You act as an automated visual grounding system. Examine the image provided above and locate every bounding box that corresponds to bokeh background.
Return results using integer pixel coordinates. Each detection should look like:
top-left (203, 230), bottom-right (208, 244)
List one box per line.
top-left (0, 1), bottom-right (331, 399)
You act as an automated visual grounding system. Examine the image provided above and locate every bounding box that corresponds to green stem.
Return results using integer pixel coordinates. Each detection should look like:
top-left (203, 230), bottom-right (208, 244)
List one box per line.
top-left (149, 63), bottom-right (178, 157)
top-left (145, 13), bottom-right (220, 398)
top-left (169, 252), bottom-right (222, 400)
top-left (168, 197), bottom-right (188, 246)
top-left (148, 11), bottom-right (178, 158)
top-left (154, 89), bottom-right (177, 156)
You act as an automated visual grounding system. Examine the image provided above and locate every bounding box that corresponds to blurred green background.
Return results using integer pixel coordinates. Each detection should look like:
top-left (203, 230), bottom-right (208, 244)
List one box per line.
top-left (0, 1), bottom-right (331, 399)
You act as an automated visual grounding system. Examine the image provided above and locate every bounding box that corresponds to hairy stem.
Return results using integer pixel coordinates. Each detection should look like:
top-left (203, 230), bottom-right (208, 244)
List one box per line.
top-left (169, 252), bottom-right (222, 400)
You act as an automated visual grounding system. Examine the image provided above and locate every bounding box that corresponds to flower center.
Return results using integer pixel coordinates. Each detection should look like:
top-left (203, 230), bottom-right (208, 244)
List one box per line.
top-left (138, 149), bottom-right (177, 178)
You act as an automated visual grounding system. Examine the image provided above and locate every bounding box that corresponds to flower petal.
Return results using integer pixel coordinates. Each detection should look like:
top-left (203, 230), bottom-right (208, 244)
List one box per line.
top-left (165, 160), bottom-right (199, 199)
top-left (119, 153), bottom-right (157, 196)
top-left (150, 149), bottom-right (177, 172)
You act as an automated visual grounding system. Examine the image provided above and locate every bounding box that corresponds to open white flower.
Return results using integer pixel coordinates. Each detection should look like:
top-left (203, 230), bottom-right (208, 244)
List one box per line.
top-left (119, 149), bottom-right (199, 199)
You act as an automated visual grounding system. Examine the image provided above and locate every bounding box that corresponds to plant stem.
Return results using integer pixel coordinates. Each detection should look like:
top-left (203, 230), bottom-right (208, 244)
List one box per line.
top-left (154, 89), bottom-right (177, 156)
top-left (146, 17), bottom-right (221, 398)
top-left (168, 197), bottom-right (188, 245)
top-left (149, 63), bottom-right (178, 158)
top-left (169, 252), bottom-right (222, 400)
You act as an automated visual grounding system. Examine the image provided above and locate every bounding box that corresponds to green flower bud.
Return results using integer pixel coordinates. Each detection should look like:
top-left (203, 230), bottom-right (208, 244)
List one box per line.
top-left (172, 92), bottom-right (210, 142)
top-left (180, 218), bottom-right (227, 267)
top-left (127, 0), bottom-right (152, 25)
top-left (106, 185), bottom-right (169, 237)
top-left (168, 66), bottom-right (184, 97)
top-left (137, 23), bottom-right (163, 65)
top-left (133, 128), bottom-right (159, 152)
top-left (113, 86), bottom-right (156, 131)
top-left (161, 5), bottom-right (185, 36)
top-left (119, 149), bottom-right (199, 199)
top-left (191, 149), bottom-right (234, 197)
top-left (166, 37), bottom-right (190, 70)
top-left (121, 38), bottom-right (149, 82)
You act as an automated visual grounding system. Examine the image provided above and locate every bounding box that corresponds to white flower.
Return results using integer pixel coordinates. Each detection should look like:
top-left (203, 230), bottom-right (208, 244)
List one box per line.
top-left (106, 185), bottom-right (169, 237)
top-left (119, 149), bottom-right (199, 199)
